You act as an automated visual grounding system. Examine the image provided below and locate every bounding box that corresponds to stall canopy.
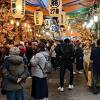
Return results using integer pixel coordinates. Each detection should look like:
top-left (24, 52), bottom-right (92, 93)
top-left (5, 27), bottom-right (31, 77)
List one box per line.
top-left (2, 0), bottom-right (97, 15)
top-left (25, 0), bottom-right (95, 15)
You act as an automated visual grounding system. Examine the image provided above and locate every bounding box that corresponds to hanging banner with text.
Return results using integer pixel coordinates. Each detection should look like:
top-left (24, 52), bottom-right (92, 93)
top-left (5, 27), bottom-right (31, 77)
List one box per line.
top-left (11, 0), bottom-right (25, 18)
top-left (34, 11), bottom-right (43, 25)
top-left (48, 0), bottom-right (62, 17)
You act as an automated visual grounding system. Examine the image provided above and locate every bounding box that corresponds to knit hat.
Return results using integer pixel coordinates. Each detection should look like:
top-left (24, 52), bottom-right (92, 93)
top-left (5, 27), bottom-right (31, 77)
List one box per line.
top-left (9, 47), bottom-right (20, 55)
top-left (18, 45), bottom-right (26, 56)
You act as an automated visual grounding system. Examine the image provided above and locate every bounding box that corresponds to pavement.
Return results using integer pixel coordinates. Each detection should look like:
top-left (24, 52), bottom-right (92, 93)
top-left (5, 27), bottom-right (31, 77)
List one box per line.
top-left (1, 70), bottom-right (100, 100)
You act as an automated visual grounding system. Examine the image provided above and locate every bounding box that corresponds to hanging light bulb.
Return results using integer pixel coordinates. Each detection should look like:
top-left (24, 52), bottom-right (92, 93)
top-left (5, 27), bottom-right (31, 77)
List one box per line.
top-left (10, 19), bottom-right (14, 25)
top-left (68, 26), bottom-right (70, 30)
top-left (42, 30), bottom-right (45, 33)
top-left (30, 29), bottom-right (32, 32)
top-left (46, 32), bottom-right (50, 36)
top-left (82, 22), bottom-right (87, 28)
top-left (28, 28), bottom-right (30, 32)
top-left (71, 30), bottom-right (73, 34)
top-left (24, 23), bottom-right (27, 27)
top-left (16, 21), bottom-right (20, 26)
top-left (86, 23), bottom-right (92, 29)
top-left (28, 24), bottom-right (30, 28)
top-left (90, 19), bottom-right (94, 25)
top-left (84, 22), bottom-right (87, 26)
top-left (93, 15), bottom-right (98, 22)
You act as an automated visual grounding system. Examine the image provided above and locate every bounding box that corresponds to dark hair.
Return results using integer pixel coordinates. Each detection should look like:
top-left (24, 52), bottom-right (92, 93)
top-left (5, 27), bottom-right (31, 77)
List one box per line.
top-left (28, 42), bottom-right (32, 46)
top-left (64, 38), bottom-right (70, 43)
top-left (40, 39), bottom-right (47, 45)
top-left (38, 42), bottom-right (46, 51)
top-left (97, 39), bottom-right (100, 46)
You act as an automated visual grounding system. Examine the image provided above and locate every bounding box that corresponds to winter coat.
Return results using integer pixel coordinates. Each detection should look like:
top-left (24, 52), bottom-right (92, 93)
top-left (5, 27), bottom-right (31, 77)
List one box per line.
top-left (75, 47), bottom-right (84, 58)
top-left (30, 51), bottom-right (49, 78)
top-left (2, 55), bottom-right (29, 91)
top-left (90, 47), bottom-right (100, 72)
top-left (60, 43), bottom-right (75, 66)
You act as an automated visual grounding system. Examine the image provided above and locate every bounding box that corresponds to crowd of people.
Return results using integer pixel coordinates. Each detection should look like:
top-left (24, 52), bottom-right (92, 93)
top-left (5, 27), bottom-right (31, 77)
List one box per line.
top-left (0, 38), bottom-right (100, 100)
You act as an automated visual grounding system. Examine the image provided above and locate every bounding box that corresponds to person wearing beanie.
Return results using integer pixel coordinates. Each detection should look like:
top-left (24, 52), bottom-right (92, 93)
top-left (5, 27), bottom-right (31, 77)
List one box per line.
top-left (2, 47), bottom-right (29, 100)
top-left (18, 44), bottom-right (28, 66)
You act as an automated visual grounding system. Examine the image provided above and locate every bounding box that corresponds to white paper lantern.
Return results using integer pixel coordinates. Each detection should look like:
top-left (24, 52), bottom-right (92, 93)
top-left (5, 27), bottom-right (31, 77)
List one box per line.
top-left (48, 0), bottom-right (62, 17)
top-left (34, 11), bottom-right (43, 25)
top-left (11, 0), bottom-right (25, 18)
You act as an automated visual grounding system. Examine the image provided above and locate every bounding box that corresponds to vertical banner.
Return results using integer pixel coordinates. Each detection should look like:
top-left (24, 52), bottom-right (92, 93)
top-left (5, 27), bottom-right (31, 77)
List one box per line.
top-left (48, 0), bottom-right (62, 17)
top-left (59, 11), bottom-right (66, 25)
top-left (34, 11), bottom-right (43, 25)
top-left (11, 0), bottom-right (25, 18)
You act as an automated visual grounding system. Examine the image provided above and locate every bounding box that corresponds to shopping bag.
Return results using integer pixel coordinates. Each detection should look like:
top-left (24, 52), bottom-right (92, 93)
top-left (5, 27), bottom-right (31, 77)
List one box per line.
top-left (87, 71), bottom-right (93, 87)
top-left (24, 77), bottom-right (32, 89)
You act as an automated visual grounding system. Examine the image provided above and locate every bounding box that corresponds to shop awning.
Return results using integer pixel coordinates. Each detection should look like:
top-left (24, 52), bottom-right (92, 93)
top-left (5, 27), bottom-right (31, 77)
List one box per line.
top-left (25, 0), bottom-right (94, 14)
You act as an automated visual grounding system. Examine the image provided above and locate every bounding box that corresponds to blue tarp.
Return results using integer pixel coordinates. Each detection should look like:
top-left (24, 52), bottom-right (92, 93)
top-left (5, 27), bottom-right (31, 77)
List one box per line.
top-left (26, 0), bottom-right (48, 8)
top-left (26, 0), bottom-right (81, 8)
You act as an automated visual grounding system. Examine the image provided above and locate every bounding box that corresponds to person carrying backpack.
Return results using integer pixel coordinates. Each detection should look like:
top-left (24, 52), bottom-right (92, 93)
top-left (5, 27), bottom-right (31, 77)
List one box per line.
top-left (30, 42), bottom-right (49, 100)
top-left (58, 39), bottom-right (74, 92)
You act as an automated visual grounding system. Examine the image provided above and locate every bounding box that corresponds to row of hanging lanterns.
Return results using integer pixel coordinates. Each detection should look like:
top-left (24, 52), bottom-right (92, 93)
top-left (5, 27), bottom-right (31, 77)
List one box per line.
top-left (11, 0), bottom-right (44, 25)
top-left (11, 0), bottom-right (66, 29)
top-left (11, 0), bottom-right (66, 27)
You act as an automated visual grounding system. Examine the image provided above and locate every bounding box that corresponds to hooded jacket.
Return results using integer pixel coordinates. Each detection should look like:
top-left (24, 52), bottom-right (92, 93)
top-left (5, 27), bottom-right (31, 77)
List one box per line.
top-left (2, 55), bottom-right (29, 91)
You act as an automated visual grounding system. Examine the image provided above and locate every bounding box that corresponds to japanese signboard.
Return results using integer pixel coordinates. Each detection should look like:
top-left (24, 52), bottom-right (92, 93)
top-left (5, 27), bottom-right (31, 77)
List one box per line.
top-left (34, 11), bottom-right (43, 25)
top-left (11, 0), bottom-right (25, 18)
top-left (49, 0), bottom-right (62, 17)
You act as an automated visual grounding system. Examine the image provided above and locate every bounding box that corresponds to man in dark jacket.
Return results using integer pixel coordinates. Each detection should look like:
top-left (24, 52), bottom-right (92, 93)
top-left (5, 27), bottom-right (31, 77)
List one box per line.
top-left (58, 39), bottom-right (74, 92)
top-left (90, 39), bottom-right (100, 94)
top-left (2, 47), bottom-right (29, 100)
top-left (75, 43), bottom-right (84, 73)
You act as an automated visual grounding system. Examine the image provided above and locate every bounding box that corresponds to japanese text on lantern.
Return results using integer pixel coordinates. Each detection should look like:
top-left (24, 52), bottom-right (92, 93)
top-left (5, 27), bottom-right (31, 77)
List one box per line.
top-left (34, 11), bottom-right (43, 25)
top-left (11, 0), bottom-right (25, 18)
top-left (36, 12), bottom-right (39, 24)
top-left (49, 0), bottom-right (62, 17)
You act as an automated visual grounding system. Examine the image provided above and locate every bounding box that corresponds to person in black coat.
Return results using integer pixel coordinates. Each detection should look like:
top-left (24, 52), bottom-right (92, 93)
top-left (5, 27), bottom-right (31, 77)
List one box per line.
top-left (57, 39), bottom-right (75, 91)
top-left (90, 39), bottom-right (100, 94)
top-left (75, 43), bottom-right (84, 73)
